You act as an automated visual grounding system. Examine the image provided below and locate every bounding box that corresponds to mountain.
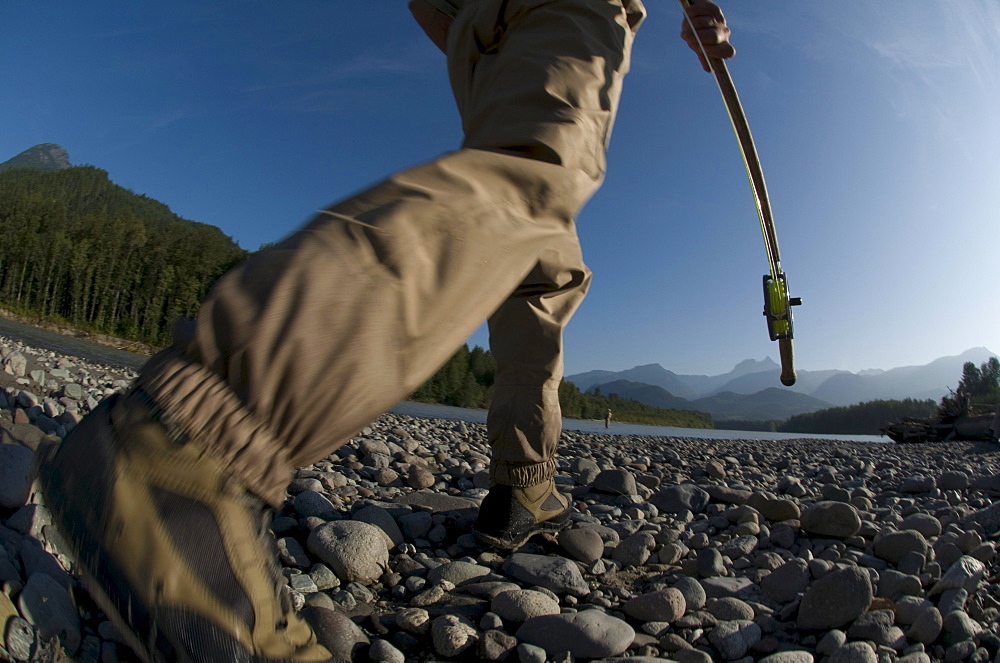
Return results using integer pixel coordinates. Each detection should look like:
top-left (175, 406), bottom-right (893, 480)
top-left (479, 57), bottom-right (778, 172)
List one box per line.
top-left (810, 347), bottom-right (996, 406)
top-left (567, 347), bottom-right (997, 422)
top-left (570, 364), bottom-right (699, 400)
top-left (586, 380), bottom-right (693, 410)
top-left (0, 143), bottom-right (71, 173)
top-left (691, 388), bottom-right (833, 421)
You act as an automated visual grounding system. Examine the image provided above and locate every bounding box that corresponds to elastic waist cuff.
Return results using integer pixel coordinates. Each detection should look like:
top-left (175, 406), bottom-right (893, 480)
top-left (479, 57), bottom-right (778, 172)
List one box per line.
top-left (489, 459), bottom-right (557, 487)
top-left (135, 349), bottom-right (293, 509)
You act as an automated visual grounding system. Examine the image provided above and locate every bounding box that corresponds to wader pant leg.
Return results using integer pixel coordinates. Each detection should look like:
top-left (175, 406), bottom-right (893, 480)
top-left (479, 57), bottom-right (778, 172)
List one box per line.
top-left (133, 0), bottom-right (645, 508)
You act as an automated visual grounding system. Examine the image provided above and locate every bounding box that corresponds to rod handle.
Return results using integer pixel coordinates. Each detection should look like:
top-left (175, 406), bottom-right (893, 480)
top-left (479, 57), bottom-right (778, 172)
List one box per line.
top-left (779, 337), bottom-right (796, 386)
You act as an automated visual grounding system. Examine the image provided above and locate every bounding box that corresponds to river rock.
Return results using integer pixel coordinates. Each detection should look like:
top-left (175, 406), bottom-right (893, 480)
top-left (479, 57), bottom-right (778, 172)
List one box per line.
top-left (708, 619), bottom-right (761, 660)
top-left (307, 520), bottom-right (389, 582)
top-left (797, 566), bottom-right (873, 630)
top-left (17, 572), bottom-right (81, 656)
top-left (622, 588), bottom-right (686, 623)
top-left (651, 484), bottom-right (710, 514)
top-left (491, 589), bottom-right (560, 622)
top-left (558, 527), bottom-right (604, 564)
top-left (592, 468), bottom-right (637, 495)
top-left (0, 443), bottom-right (34, 510)
top-left (800, 501), bottom-right (861, 538)
top-left (873, 529), bottom-right (931, 564)
top-left (516, 610), bottom-right (635, 658)
top-left (500, 553), bottom-right (589, 596)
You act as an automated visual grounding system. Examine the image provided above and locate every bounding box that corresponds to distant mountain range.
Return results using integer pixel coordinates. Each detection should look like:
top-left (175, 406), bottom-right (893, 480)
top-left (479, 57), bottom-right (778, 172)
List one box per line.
top-left (566, 347), bottom-right (997, 422)
top-left (0, 143), bottom-right (71, 173)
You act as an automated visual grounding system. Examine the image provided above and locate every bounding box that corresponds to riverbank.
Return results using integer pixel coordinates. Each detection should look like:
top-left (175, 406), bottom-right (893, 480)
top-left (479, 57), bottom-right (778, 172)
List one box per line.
top-left (0, 309), bottom-right (158, 358)
top-left (1, 332), bottom-right (999, 661)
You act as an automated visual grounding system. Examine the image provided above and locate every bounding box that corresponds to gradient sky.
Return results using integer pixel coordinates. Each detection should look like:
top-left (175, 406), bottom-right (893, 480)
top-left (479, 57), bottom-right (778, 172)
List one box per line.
top-left (3, 1), bottom-right (999, 377)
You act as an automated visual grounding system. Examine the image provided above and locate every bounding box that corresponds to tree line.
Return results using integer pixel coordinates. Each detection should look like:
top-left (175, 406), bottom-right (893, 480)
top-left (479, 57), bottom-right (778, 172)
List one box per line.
top-left (777, 398), bottom-right (937, 435)
top-left (409, 344), bottom-right (712, 428)
top-left (0, 166), bottom-right (248, 344)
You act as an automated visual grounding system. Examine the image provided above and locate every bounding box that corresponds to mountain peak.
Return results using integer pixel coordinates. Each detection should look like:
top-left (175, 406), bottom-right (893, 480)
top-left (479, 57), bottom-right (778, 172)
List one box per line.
top-left (732, 357), bottom-right (778, 370)
top-left (0, 143), bottom-right (71, 173)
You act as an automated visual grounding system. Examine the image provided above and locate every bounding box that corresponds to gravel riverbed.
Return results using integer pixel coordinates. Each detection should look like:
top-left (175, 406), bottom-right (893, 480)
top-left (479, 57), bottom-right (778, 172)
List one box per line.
top-left (1, 334), bottom-right (999, 662)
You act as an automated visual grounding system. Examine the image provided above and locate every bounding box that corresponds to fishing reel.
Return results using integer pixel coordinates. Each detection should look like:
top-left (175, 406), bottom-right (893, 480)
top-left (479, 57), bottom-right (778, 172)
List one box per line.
top-left (763, 273), bottom-right (801, 386)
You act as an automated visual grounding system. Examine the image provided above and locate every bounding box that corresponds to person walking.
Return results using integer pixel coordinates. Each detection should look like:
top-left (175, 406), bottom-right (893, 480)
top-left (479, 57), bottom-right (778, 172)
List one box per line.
top-left (38, 1), bottom-right (734, 660)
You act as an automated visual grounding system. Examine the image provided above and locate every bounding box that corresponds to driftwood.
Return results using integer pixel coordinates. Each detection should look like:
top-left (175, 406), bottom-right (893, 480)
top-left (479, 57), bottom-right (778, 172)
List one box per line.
top-left (882, 398), bottom-right (999, 444)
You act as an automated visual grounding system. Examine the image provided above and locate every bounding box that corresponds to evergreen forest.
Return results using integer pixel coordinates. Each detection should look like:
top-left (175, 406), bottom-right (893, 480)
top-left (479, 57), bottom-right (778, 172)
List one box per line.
top-left (778, 398), bottom-right (937, 435)
top-left (0, 166), bottom-right (248, 344)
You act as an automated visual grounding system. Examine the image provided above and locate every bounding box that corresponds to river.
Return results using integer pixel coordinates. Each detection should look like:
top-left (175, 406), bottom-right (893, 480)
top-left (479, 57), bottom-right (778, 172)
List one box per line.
top-left (0, 316), bottom-right (887, 443)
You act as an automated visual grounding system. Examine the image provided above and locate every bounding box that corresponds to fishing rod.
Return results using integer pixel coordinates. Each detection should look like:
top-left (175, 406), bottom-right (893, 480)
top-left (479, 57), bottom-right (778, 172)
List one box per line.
top-left (679, 0), bottom-right (801, 386)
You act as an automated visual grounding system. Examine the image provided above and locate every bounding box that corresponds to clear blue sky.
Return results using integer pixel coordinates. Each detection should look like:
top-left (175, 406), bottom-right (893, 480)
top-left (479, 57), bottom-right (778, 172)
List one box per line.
top-left (3, 1), bottom-right (999, 377)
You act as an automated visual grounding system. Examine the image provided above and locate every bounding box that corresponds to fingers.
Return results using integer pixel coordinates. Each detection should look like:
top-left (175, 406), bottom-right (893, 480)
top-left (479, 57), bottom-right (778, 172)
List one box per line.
top-left (680, 0), bottom-right (736, 72)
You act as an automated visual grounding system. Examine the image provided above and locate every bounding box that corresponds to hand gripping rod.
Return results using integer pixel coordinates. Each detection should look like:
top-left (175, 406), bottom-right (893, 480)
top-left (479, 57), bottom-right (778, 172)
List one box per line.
top-left (679, 0), bottom-right (801, 386)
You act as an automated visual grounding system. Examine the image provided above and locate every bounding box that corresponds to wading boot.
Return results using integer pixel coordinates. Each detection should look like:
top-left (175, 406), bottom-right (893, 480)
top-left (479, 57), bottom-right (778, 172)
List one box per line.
top-left (472, 479), bottom-right (570, 549)
top-left (36, 391), bottom-right (339, 663)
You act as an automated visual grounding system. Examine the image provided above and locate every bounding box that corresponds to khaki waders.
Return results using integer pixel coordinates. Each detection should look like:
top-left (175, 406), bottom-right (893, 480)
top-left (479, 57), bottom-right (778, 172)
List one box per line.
top-left (134, 0), bottom-right (646, 508)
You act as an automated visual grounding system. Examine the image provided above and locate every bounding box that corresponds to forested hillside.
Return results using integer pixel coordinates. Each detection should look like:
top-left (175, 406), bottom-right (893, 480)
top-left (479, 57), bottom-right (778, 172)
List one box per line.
top-left (778, 398), bottom-right (937, 435)
top-left (0, 166), bottom-right (248, 344)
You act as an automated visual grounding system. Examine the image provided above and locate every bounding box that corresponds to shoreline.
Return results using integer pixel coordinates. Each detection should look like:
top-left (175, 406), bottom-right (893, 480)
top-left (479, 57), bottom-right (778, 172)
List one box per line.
top-left (1, 327), bottom-right (999, 661)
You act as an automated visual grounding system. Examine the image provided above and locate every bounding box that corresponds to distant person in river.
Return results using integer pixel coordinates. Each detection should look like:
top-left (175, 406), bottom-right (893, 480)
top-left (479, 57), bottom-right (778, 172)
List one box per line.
top-left (606, 408), bottom-right (613, 428)
top-left (37, 1), bottom-right (734, 660)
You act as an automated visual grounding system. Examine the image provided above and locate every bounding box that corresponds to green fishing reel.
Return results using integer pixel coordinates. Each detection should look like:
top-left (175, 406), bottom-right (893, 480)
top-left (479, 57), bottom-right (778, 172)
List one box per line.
top-left (763, 273), bottom-right (801, 386)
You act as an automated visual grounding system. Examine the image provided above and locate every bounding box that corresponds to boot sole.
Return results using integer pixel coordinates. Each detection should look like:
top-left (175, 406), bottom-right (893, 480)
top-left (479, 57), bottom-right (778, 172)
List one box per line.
top-left (472, 511), bottom-right (571, 550)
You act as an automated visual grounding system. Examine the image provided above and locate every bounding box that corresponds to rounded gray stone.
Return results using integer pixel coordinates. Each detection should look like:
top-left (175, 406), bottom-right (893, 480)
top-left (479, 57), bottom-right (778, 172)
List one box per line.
top-left (353, 505), bottom-right (404, 549)
top-left (0, 444), bottom-right (35, 510)
top-left (592, 468), bottom-right (637, 496)
top-left (516, 610), bottom-right (635, 658)
top-left (651, 484), bottom-right (710, 514)
top-left (559, 527), bottom-right (605, 564)
top-left (427, 560), bottom-right (492, 587)
top-left (622, 588), bottom-right (686, 623)
top-left (907, 605), bottom-right (942, 644)
top-left (930, 555), bottom-right (986, 596)
top-left (800, 501), bottom-right (861, 538)
top-left (277, 537), bottom-right (311, 568)
top-left (17, 572), bottom-right (81, 656)
top-left (369, 637), bottom-right (405, 663)
top-left (398, 510), bottom-right (433, 540)
top-left (829, 641), bottom-right (877, 663)
top-left (761, 558), bottom-right (810, 603)
top-left (431, 614), bottom-right (478, 657)
top-left (747, 494), bottom-right (801, 522)
top-left (797, 566), bottom-right (873, 630)
top-left (672, 576), bottom-right (706, 611)
top-left (759, 652), bottom-right (815, 663)
top-left (937, 471), bottom-right (969, 491)
top-left (4, 616), bottom-right (34, 661)
top-left (478, 628), bottom-right (518, 661)
top-left (706, 597), bottom-right (755, 621)
top-left (306, 520), bottom-right (389, 582)
top-left (696, 547), bottom-right (724, 577)
top-left (707, 619), bottom-right (760, 660)
top-left (899, 513), bottom-right (942, 538)
top-left (293, 490), bottom-right (339, 520)
top-left (942, 610), bottom-right (980, 644)
top-left (500, 553), bottom-right (589, 596)
top-left (873, 529), bottom-right (931, 564)
top-left (301, 606), bottom-right (369, 660)
top-left (612, 532), bottom-right (655, 567)
top-left (491, 589), bottom-right (560, 622)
